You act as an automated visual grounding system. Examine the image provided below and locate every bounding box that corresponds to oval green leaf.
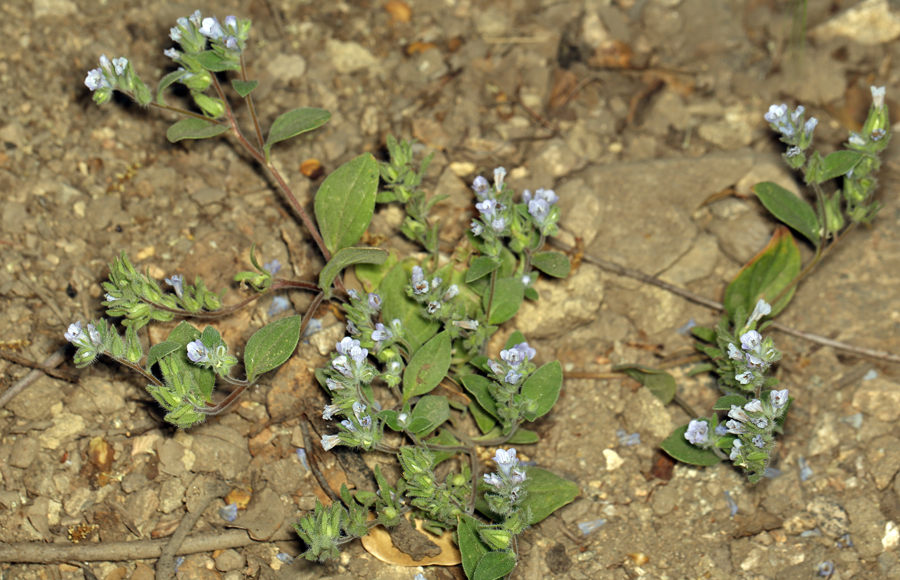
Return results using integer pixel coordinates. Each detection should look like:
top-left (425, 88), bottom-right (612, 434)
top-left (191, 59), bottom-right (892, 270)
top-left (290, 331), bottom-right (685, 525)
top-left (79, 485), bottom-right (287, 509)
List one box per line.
top-left (531, 251), bottom-right (571, 278)
top-left (612, 364), bottom-right (676, 405)
top-left (460, 374), bottom-right (500, 421)
top-left (819, 150), bottom-right (864, 182)
top-left (660, 424), bottom-right (723, 467)
top-left (156, 69), bottom-right (189, 106)
top-left (753, 181), bottom-right (820, 245)
top-left (519, 361), bottom-right (562, 421)
top-left (408, 395), bottom-right (450, 436)
top-left (244, 315), bottom-right (302, 383)
top-left (485, 276), bottom-right (524, 325)
top-left (724, 226), bottom-right (801, 320)
top-left (166, 118), bottom-right (230, 143)
top-left (264, 107), bottom-right (332, 159)
top-left (713, 394), bottom-right (749, 410)
top-left (457, 515), bottom-right (489, 580)
top-left (402, 331), bottom-right (451, 402)
top-left (162, 322), bottom-right (216, 401)
top-left (517, 467), bottom-right (580, 524)
top-left (318, 246), bottom-right (388, 298)
top-left (231, 79), bottom-right (259, 98)
top-left (466, 256), bottom-right (501, 283)
top-left (474, 551), bottom-right (517, 580)
top-left (314, 153), bottom-right (379, 255)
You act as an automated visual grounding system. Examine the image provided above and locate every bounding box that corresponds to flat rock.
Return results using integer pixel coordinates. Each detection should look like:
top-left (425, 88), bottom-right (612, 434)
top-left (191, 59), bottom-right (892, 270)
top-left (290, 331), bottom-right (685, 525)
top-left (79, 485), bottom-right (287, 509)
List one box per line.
top-left (866, 435), bottom-right (900, 491)
top-left (327, 39), bottom-right (379, 74)
top-left (513, 264), bottom-right (603, 339)
top-left (5, 376), bottom-right (66, 421)
top-left (190, 425), bottom-right (251, 480)
top-left (853, 377), bottom-right (900, 421)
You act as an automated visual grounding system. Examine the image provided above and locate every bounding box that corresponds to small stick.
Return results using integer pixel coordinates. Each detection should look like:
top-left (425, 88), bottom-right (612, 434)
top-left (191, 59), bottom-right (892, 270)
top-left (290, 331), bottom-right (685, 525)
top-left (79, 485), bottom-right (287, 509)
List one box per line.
top-left (549, 239), bottom-right (900, 364)
top-left (0, 347), bottom-right (68, 410)
top-left (0, 350), bottom-right (79, 383)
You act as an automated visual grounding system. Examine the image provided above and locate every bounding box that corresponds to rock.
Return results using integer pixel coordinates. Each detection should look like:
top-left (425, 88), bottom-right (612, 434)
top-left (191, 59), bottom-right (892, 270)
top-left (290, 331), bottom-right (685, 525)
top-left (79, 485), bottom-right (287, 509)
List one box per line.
top-left (157, 439), bottom-right (193, 477)
top-left (215, 549), bottom-right (246, 572)
top-left (125, 487), bottom-right (160, 529)
top-left (8, 436), bottom-right (39, 469)
top-left (651, 484), bottom-right (677, 516)
top-left (807, 413), bottom-right (840, 457)
top-left (866, 436), bottom-right (900, 491)
top-left (810, 0), bottom-right (900, 45)
top-left (1, 201), bottom-right (27, 235)
top-left (807, 496), bottom-right (850, 539)
top-left (705, 197), bottom-right (774, 265)
top-left (158, 478), bottom-right (186, 514)
top-left (33, 0), bottom-right (77, 18)
top-left (659, 233), bottom-right (719, 286)
top-left (308, 322), bottom-right (345, 357)
top-left (262, 458), bottom-right (306, 496)
top-left (603, 449), bottom-right (624, 472)
top-left (190, 187), bottom-right (227, 206)
top-left (697, 106), bottom-right (756, 150)
top-left (121, 472), bottom-right (148, 494)
top-left (853, 377), bottom-right (900, 421)
top-left (512, 264), bottom-right (603, 339)
top-left (23, 453), bottom-right (57, 498)
top-left (81, 377), bottom-right (126, 415)
top-left (37, 413), bottom-right (86, 450)
top-left (64, 488), bottom-right (95, 517)
top-left (527, 139), bottom-right (585, 182)
top-left (327, 39), bottom-right (379, 74)
top-left (846, 495), bottom-right (886, 558)
top-left (734, 156), bottom-right (802, 198)
top-left (190, 425), bottom-right (251, 479)
top-left (622, 387), bottom-right (674, 440)
top-left (5, 376), bottom-right (65, 421)
top-left (266, 54), bottom-right (307, 82)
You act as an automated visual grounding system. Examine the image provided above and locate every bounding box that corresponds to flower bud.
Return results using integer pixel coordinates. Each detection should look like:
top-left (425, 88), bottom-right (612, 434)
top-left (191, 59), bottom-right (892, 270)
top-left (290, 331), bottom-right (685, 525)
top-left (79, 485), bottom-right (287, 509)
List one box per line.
top-left (193, 94), bottom-right (226, 119)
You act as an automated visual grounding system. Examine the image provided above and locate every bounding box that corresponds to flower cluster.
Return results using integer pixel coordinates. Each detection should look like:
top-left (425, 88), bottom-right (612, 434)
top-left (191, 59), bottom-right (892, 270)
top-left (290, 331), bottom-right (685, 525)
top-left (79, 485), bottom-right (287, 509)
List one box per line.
top-left (479, 448), bottom-right (532, 550)
top-left (398, 447), bottom-right (470, 528)
top-left (764, 103), bottom-right (818, 167)
top-left (84, 54), bottom-right (150, 106)
top-left (186, 338), bottom-right (237, 375)
top-left (840, 86), bottom-right (891, 224)
top-left (469, 167), bottom-right (560, 256)
top-left (728, 328), bottom-right (781, 390)
top-left (726, 389), bottom-right (790, 468)
top-left (64, 319), bottom-right (142, 368)
top-left (483, 342), bottom-right (541, 429)
top-left (343, 289), bottom-right (403, 361)
top-left (406, 267), bottom-right (478, 349)
top-left (319, 337), bottom-right (385, 451)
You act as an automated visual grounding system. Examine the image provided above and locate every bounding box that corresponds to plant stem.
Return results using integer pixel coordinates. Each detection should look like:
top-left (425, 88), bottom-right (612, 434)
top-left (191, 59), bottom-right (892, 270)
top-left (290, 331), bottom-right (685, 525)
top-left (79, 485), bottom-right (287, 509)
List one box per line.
top-left (239, 54), bottom-right (265, 149)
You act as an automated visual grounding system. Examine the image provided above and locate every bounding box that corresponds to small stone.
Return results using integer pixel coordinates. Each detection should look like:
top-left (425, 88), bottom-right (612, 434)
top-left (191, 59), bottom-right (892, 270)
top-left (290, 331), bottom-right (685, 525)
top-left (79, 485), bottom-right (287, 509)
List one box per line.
top-left (603, 449), bottom-right (624, 471)
top-left (37, 413), bottom-right (86, 450)
top-left (866, 436), bottom-right (900, 491)
top-left (215, 549), bottom-right (245, 572)
top-left (158, 478), bottom-right (186, 514)
top-left (853, 378), bottom-right (900, 421)
top-left (266, 54), bottom-right (307, 82)
top-left (8, 436), bottom-right (39, 469)
top-left (121, 472), bottom-right (148, 494)
top-left (327, 39), bottom-right (379, 74)
top-left (651, 484), bottom-right (677, 516)
top-left (5, 376), bottom-right (66, 421)
top-left (783, 510), bottom-right (817, 535)
top-left (512, 264), bottom-right (603, 339)
top-left (810, 0), bottom-right (900, 45)
top-left (190, 425), bottom-right (251, 480)
top-left (157, 439), bottom-right (190, 477)
top-left (846, 496), bottom-right (886, 558)
top-left (807, 496), bottom-right (850, 539)
top-left (33, 0), bottom-right (78, 19)
top-left (64, 488), bottom-right (95, 517)
top-left (807, 413), bottom-right (840, 457)
top-left (190, 187), bottom-right (227, 206)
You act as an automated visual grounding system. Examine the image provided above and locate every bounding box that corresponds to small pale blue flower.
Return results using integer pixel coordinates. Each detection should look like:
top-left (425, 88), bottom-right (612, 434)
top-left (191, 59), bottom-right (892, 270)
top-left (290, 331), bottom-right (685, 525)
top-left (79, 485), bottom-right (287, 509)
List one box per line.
top-left (336, 337), bottom-right (360, 356)
top-left (367, 293), bottom-right (382, 310)
top-left (276, 553), bottom-right (294, 564)
top-left (492, 448), bottom-right (518, 476)
top-left (770, 388), bottom-right (789, 408)
top-left (791, 106), bottom-right (805, 123)
top-left (472, 175), bottom-right (490, 199)
top-left (349, 345), bottom-right (368, 365)
top-left (804, 117), bottom-right (818, 138)
top-left (268, 296), bottom-right (290, 317)
top-left (493, 167), bottom-right (506, 192)
top-left (740, 330), bottom-right (762, 352)
top-left (577, 518), bottom-right (606, 536)
top-left (528, 198), bottom-right (550, 223)
top-left (65, 321), bottom-right (86, 343)
top-left (748, 299), bottom-right (772, 323)
top-left (725, 420), bottom-right (748, 435)
top-left (263, 259), bottom-right (281, 275)
top-left (224, 15), bottom-right (238, 29)
top-left (84, 69), bottom-right (109, 91)
top-left (427, 301), bottom-right (441, 314)
top-left (87, 323), bottom-right (102, 346)
top-left (786, 146), bottom-right (801, 158)
top-left (744, 399), bottom-right (764, 413)
top-left (371, 323), bottom-right (392, 342)
top-left (752, 434), bottom-right (765, 448)
top-left (470, 221), bottom-right (484, 236)
top-left (764, 104), bottom-right (788, 124)
top-left (491, 217), bottom-right (506, 233)
top-left (871, 85), bottom-right (885, 109)
top-left (728, 405), bottom-right (750, 422)
top-left (169, 27), bottom-right (182, 42)
top-left (849, 132), bottom-right (866, 146)
top-left (199, 16), bottom-right (224, 39)
top-left (475, 199), bottom-right (499, 219)
top-left (442, 285), bottom-right (459, 301)
top-left (188, 10), bottom-right (203, 26)
top-left (321, 434), bottom-right (341, 450)
top-left (225, 36), bottom-right (239, 51)
top-left (112, 57), bottom-right (128, 76)
top-left (751, 417), bottom-right (768, 429)
top-left (186, 339), bottom-right (210, 363)
top-left (352, 401), bottom-right (366, 418)
top-left (331, 355), bottom-right (353, 378)
top-left (684, 420), bottom-right (709, 445)
top-left (322, 404), bottom-right (341, 420)
top-left (715, 424), bottom-right (728, 436)
top-left (411, 266), bottom-right (429, 294)
top-left (164, 48), bottom-right (180, 60)
top-left (872, 128), bottom-right (886, 141)
top-left (165, 274), bottom-right (184, 298)
top-left (727, 343), bottom-right (744, 361)
top-left (219, 503), bottom-right (239, 522)
top-left (729, 439), bottom-right (743, 461)
top-left (341, 419), bottom-right (356, 432)
top-left (504, 370), bottom-right (522, 384)
top-left (736, 371), bottom-right (753, 385)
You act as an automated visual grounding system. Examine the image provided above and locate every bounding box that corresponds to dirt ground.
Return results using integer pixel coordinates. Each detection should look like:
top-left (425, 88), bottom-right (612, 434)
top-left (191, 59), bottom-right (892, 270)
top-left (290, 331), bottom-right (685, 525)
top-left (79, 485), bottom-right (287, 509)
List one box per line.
top-left (2, 0), bottom-right (900, 579)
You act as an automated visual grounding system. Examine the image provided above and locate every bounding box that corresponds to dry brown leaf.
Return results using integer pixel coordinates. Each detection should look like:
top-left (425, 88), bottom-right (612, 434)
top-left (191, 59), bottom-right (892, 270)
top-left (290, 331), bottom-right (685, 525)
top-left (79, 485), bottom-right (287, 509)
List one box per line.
top-left (300, 158), bottom-right (324, 179)
top-left (361, 514), bottom-right (461, 566)
top-left (385, 0), bottom-right (412, 23)
top-left (225, 488), bottom-right (253, 509)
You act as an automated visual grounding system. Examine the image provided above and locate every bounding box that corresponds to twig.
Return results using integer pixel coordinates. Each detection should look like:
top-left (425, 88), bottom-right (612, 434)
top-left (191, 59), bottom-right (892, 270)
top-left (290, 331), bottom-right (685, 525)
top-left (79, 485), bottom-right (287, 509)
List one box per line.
top-left (0, 350), bottom-right (78, 383)
top-left (0, 526), bottom-right (295, 563)
top-left (156, 476), bottom-right (228, 580)
top-left (300, 414), bottom-right (343, 503)
top-left (0, 347), bottom-right (68, 410)
top-left (549, 239), bottom-right (900, 364)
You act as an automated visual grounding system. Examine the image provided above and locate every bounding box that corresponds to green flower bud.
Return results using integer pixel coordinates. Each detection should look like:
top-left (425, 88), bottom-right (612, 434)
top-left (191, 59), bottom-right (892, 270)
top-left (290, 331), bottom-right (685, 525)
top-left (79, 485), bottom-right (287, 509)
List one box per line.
top-left (824, 191), bottom-right (844, 233)
top-left (193, 93), bottom-right (225, 118)
top-left (479, 527), bottom-right (511, 551)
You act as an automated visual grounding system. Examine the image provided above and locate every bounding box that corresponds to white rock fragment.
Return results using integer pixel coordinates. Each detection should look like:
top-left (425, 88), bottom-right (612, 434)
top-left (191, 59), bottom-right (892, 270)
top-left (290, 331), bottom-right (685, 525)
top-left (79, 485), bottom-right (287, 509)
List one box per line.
top-left (810, 0), bottom-right (900, 45)
top-left (603, 448), bottom-right (625, 471)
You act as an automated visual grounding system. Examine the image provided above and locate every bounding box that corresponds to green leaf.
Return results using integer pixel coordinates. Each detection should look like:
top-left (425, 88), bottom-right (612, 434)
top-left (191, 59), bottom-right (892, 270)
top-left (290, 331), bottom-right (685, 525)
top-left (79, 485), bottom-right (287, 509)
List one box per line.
top-left (613, 364), bottom-right (677, 405)
top-left (264, 107), bottom-right (331, 159)
top-left (156, 69), bottom-right (189, 106)
top-left (476, 426), bottom-right (541, 444)
top-left (485, 277), bottom-right (524, 325)
top-left (469, 400), bottom-right (498, 435)
top-left (314, 153), bottom-right (379, 255)
top-left (318, 246), bottom-right (388, 299)
top-left (355, 250), bottom-right (398, 293)
top-left (457, 514), bottom-right (489, 580)
top-left (194, 50), bottom-right (239, 71)
top-left (166, 118), bottom-right (230, 143)
top-left (425, 429), bottom-right (461, 465)
top-left (531, 251), bottom-right (571, 278)
top-left (163, 322), bottom-right (216, 401)
top-left (660, 424), bottom-right (722, 466)
top-left (380, 262), bottom-right (439, 351)
top-left (519, 361), bottom-right (562, 421)
top-left (244, 315), bottom-right (302, 383)
top-left (466, 256), bottom-right (501, 283)
top-left (402, 331), bottom-right (451, 402)
top-left (518, 467), bottom-right (580, 524)
top-left (146, 341), bottom-right (182, 371)
top-left (231, 79), bottom-right (259, 98)
top-left (724, 226), bottom-right (801, 319)
top-left (819, 150), bottom-right (864, 182)
top-left (461, 375), bottom-right (501, 420)
top-left (690, 325), bottom-right (717, 343)
top-left (686, 362), bottom-right (716, 376)
top-left (474, 551), bottom-right (517, 580)
top-left (504, 331), bottom-right (527, 349)
top-left (713, 394), bottom-right (748, 410)
top-left (752, 181), bottom-right (820, 245)
top-left (408, 395), bottom-right (450, 436)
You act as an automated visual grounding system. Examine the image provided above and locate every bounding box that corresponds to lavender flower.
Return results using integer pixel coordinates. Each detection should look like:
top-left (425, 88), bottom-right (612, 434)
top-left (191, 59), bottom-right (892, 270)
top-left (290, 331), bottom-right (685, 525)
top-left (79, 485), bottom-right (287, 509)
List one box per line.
top-left (483, 473), bottom-right (503, 488)
top-left (736, 371), bottom-right (753, 385)
top-left (411, 266), bottom-right (429, 295)
top-left (751, 417), bottom-right (768, 429)
top-left (65, 321), bottom-right (86, 343)
top-left (472, 175), bottom-right (490, 199)
top-left (341, 419), bottom-right (356, 432)
top-left (504, 370), bottom-right (522, 385)
top-left (729, 439), bottom-right (743, 461)
top-left (321, 434), bottom-right (341, 451)
top-left (224, 15), bottom-right (238, 29)
top-left (112, 57), bottom-right (128, 76)
top-left (84, 68), bottom-right (110, 91)
top-left (804, 117), bottom-right (818, 138)
top-left (740, 331), bottom-right (761, 351)
top-left (352, 401), bottom-right (366, 418)
top-left (527, 199), bottom-right (551, 224)
top-left (487, 360), bottom-right (503, 375)
top-left (186, 339), bottom-right (210, 363)
top-left (492, 448), bottom-right (519, 476)
top-left (322, 404), bottom-right (341, 420)
top-left (770, 389), bottom-right (789, 409)
top-left (490, 217), bottom-right (507, 233)
top-left (786, 146), bottom-right (801, 158)
top-left (728, 405), bottom-right (750, 423)
top-left (849, 132), bottom-right (866, 146)
top-left (86, 323), bottom-right (102, 346)
top-left (367, 293), bottom-right (382, 310)
top-left (427, 301), bottom-right (441, 314)
top-left (268, 296), bottom-right (290, 317)
top-left (224, 36), bottom-right (239, 51)
top-left (471, 221), bottom-right (484, 236)
top-left (331, 355), bottom-right (353, 378)
top-left (454, 319), bottom-right (479, 331)
top-left (791, 106), bottom-right (805, 123)
top-left (523, 188), bottom-right (559, 205)
top-left (325, 378), bottom-right (345, 391)
top-left (443, 285), bottom-right (459, 301)
top-left (764, 104), bottom-right (788, 124)
top-left (372, 323), bottom-right (392, 342)
top-left (872, 128), bottom-right (886, 141)
top-left (188, 10), bottom-right (202, 26)
top-left (219, 503), bottom-right (238, 522)
top-left (752, 434), bottom-right (765, 448)
top-left (727, 343), bottom-right (744, 361)
top-left (475, 199), bottom-right (499, 219)
top-left (725, 420), bottom-right (748, 435)
top-left (169, 27), bottom-right (182, 42)
top-left (684, 420), bottom-right (709, 445)
top-left (336, 337), bottom-right (359, 356)
top-left (744, 399), bottom-right (763, 413)
top-left (715, 424), bottom-right (728, 436)
top-left (748, 299), bottom-right (772, 323)
top-left (199, 17), bottom-right (224, 39)
top-left (165, 274), bottom-right (184, 298)
top-left (164, 48), bottom-right (181, 60)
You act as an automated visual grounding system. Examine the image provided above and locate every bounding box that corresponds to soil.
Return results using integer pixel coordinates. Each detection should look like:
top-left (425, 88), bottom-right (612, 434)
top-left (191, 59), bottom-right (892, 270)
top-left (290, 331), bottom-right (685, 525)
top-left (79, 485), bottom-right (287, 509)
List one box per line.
top-left (2, 0), bottom-right (900, 579)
